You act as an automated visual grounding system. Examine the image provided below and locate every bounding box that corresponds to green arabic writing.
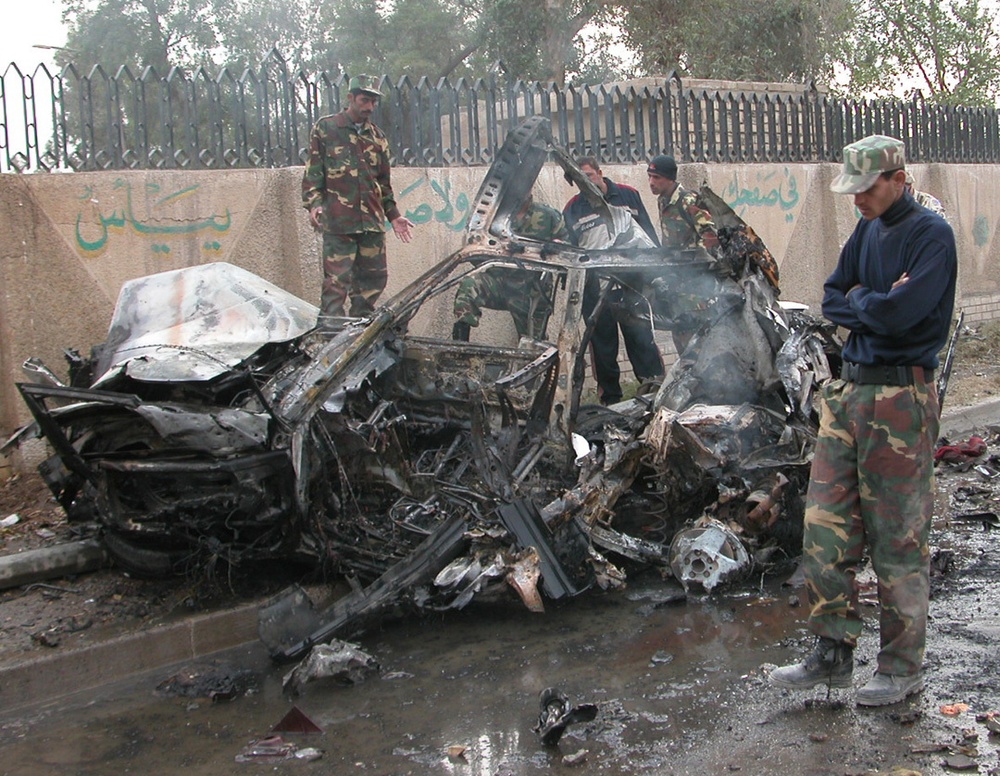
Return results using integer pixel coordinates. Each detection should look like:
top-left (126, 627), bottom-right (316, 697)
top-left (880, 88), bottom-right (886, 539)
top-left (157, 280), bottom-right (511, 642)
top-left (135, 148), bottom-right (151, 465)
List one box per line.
top-left (724, 170), bottom-right (800, 214)
top-left (75, 180), bottom-right (231, 253)
top-left (400, 178), bottom-right (471, 232)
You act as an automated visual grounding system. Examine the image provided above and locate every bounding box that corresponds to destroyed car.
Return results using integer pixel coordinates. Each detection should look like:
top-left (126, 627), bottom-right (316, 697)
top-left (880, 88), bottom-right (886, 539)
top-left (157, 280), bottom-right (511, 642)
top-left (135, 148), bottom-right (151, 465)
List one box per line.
top-left (3, 117), bottom-right (840, 659)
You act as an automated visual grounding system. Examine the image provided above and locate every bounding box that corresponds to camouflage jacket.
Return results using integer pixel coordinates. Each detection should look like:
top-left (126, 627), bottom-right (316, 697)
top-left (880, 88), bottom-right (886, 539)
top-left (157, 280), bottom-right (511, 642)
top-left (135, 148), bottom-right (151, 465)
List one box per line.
top-left (302, 112), bottom-right (401, 234)
top-left (913, 189), bottom-right (946, 218)
top-left (512, 201), bottom-right (569, 241)
top-left (657, 184), bottom-right (719, 253)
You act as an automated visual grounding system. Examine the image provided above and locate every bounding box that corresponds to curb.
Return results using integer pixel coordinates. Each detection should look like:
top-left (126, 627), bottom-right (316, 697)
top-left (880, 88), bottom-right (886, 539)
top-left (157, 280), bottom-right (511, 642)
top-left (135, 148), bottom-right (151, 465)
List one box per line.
top-left (0, 600), bottom-right (263, 713)
top-left (940, 397), bottom-right (1000, 438)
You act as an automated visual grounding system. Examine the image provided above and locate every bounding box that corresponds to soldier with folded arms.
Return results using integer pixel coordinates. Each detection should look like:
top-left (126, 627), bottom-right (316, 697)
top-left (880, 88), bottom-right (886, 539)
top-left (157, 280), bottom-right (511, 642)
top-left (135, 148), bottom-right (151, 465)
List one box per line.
top-left (769, 135), bottom-right (957, 707)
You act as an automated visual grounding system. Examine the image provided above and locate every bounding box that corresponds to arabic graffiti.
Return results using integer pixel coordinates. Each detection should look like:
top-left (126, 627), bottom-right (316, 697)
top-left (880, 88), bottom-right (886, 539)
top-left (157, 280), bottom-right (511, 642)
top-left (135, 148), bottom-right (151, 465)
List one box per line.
top-left (724, 169), bottom-right (800, 222)
top-left (399, 178), bottom-right (471, 232)
top-left (75, 179), bottom-right (231, 255)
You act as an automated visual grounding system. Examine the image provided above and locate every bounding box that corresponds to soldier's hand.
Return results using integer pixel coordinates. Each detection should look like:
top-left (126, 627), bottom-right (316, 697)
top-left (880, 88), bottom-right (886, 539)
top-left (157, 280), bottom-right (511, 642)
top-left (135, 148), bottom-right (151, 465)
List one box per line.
top-left (392, 216), bottom-right (415, 243)
top-left (308, 206), bottom-right (323, 231)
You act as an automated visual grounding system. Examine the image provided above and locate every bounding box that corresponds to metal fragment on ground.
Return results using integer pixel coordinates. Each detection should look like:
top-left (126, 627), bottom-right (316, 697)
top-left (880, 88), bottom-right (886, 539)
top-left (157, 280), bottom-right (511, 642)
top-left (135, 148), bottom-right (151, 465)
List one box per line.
top-left (533, 687), bottom-right (599, 746)
top-left (669, 518), bottom-right (750, 592)
top-left (281, 640), bottom-right (379, 696)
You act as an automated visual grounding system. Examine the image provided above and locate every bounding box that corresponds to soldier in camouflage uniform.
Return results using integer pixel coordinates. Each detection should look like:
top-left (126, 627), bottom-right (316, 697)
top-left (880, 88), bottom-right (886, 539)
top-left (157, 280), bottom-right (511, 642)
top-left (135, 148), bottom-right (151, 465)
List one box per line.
top-left (647, 155), bottom-right (719, 252)
top-left (904, 171), bottom-right (946, 218)
top-left (646, 155), bottom-right (720, 353)
top-left (302, 75), bottom-right (414, 323)
top-left (452, 195), bottom-right (567, 341)
top-left (769, 135), bottom-right (957, 707)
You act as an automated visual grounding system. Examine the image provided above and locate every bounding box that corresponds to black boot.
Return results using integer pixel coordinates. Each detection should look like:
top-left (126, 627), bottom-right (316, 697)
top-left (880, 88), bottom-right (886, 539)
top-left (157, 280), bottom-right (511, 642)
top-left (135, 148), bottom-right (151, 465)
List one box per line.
top-left (769, 637), bottom-right (854, 689)
top-left (452, 321), bottom-right (471, 341)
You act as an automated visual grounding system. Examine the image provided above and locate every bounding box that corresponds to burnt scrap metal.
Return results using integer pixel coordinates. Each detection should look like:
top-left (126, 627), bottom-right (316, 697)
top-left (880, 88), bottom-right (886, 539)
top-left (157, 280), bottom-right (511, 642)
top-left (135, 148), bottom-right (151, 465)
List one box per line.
top-left (3, 116), bottom-right (841, 661)
top-left (533, 687), bottom-right (599, 746)
top-left (281, 641), bottom-right (380, 696)
top-left (668, 518), bottom-right (751, 593)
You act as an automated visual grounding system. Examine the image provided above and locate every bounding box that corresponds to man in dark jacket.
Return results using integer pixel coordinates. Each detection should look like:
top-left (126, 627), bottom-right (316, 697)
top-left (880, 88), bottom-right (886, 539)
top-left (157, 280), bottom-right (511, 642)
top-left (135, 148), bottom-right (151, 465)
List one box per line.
top-left (563, 157), bottom-right (664, 405)
top-left (769, 135), bottom-right (957, 707)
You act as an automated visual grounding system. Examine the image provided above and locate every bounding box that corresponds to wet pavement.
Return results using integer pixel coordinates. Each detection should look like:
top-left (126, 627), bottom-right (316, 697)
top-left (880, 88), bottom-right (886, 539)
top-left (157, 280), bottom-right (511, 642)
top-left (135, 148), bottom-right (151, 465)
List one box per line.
top-left (2, 410), bottom-right (1000, 775)
top-left (2, 520), bottom-right (999, 776)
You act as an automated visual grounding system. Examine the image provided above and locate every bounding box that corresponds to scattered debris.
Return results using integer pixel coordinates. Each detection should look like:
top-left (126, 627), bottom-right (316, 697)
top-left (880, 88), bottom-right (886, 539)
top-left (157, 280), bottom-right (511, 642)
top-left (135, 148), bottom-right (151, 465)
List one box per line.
top-left (562, 749), bottom-right (589, 766)
top-left (650, 650), bottom-right (674, 666)
top-left (0, 514), bottom-right (19, 528)
top-left (533, 687), bottom-right (599, 746)
top-left (271, 705), bottom-right (324, 734)
top-left (936, 436), bottom-right (988, 463)
top-left (668, 518), bottom-right (750, 593)
top-left (890, 709), bottom-right (923, 725)
top-left (155, 662), bottom-right (258, 702)
top-left (942, 753), bottom-right (978, 771)
top-left (281, 640), bottom-right (379, 696)
top-left (30, 629), bottom-right (60, 648)
top-left (950, 511), bottom-right (1000, 529)
top-left (446, 745), bottom-right (468, 760)
top-left (234, 734), bottom-right (324, 763)
top-left (234, 735), bottom-right (296, 763)
top-left (942, 703), bottom-right (972, 717)
top-left (977, 711), bottom-right (1000, 735)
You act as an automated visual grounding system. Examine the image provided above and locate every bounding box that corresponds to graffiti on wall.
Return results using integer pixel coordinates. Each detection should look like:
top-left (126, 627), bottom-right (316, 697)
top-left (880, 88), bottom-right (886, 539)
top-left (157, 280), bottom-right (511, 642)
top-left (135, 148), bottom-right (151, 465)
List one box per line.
top-left (399, 178), bottom-right (471, 232)
top-left (724, 168), bottom-right (800, 222)
top-left (75, 179), bottom-right (231, 255)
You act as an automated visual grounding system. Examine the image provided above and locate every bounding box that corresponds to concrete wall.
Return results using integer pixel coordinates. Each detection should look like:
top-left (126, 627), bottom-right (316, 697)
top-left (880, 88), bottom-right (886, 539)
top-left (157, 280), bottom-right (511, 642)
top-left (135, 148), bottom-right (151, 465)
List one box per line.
top-left (2, 161), bottom-right (999, 445)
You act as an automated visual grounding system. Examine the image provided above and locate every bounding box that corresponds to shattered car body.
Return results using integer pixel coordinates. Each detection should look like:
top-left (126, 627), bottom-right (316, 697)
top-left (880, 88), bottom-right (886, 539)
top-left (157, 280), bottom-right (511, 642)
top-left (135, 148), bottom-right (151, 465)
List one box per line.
top-left (4, 117), bottom-right (840, 659)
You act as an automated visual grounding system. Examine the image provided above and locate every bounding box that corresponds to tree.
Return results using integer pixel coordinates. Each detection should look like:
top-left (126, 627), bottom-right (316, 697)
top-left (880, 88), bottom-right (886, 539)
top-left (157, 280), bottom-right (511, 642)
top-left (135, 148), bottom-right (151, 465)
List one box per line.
top-left (617, 0), bottom-right (851, 85)
top-left (58, 0), bottom-right (221, 73)
top-left (310, 0), bottom-right (481, 80)
top-left (840, 0), bottom-right (1000, 106)
top-left (476, 0), bottom-right (612, 83)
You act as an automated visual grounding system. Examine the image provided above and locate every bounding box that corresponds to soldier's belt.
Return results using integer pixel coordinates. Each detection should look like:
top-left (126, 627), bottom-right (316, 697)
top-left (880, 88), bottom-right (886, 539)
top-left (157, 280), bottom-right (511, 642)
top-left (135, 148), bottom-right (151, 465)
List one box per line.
top-left (840, 361), bottom-right (933, 386)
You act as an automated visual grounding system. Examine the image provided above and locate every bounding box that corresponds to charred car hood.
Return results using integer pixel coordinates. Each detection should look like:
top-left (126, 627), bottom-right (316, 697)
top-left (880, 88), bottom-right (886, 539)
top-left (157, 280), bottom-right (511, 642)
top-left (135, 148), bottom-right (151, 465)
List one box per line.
top-left (93, 262), bottom-right (318, 386)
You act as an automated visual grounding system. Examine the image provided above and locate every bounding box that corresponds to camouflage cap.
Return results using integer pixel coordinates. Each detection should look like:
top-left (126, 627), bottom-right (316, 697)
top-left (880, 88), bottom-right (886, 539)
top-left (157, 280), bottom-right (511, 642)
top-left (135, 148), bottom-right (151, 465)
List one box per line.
top-left (830, 134), bottom-right (905, 194)
top-left (348, 75), bottom-right (382, 98)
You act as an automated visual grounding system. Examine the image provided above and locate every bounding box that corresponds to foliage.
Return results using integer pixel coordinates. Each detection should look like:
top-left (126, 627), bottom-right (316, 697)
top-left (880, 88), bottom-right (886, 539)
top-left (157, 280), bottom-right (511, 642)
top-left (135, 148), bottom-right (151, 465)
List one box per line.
top-left (617, 0), bottom-right (851, 84)
top-left (56, 0), bottom-right (628, 84)
top-left (58, 0), bottom-right (221, 73)
top-left (839, 0), bottom-right (1000, 106)
top-left (54, 0), bottom-right (1000, 105)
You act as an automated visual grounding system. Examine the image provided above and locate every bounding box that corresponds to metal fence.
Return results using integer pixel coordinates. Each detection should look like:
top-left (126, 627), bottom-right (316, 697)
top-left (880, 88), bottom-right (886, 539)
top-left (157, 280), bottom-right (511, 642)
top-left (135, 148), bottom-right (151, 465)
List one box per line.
top-left (2, 50), bottom-right (999, 173)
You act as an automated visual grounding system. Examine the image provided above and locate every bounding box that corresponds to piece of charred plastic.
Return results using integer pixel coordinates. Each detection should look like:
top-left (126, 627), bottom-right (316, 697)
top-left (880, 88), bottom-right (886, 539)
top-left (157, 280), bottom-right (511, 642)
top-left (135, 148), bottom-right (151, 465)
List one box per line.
top-left (533, 687), bottom-right (598, 746)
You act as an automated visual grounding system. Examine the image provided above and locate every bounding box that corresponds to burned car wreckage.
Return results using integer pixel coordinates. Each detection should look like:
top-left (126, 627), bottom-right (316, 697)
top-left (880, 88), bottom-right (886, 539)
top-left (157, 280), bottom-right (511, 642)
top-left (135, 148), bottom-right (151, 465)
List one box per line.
top-left (5, 117), bottom-right (840, 660)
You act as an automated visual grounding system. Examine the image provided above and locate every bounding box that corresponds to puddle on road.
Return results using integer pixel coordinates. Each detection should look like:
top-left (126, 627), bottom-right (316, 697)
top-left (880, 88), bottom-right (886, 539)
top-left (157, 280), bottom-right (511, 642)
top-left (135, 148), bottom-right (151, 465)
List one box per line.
top-left (0, 576), bottom-right (814, 774)
top-left (2, 554), bottom-right (999, 775)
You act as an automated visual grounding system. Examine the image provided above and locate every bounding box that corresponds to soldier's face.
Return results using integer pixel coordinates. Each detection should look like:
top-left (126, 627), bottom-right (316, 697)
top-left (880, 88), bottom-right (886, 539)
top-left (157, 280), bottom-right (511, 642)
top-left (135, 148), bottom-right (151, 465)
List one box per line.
top-left (346, 93), bottom-right (378, 122)
top-left (854, 170), bottom-right (905, 220)
top-left (647, 172), bottom-right (674, 196)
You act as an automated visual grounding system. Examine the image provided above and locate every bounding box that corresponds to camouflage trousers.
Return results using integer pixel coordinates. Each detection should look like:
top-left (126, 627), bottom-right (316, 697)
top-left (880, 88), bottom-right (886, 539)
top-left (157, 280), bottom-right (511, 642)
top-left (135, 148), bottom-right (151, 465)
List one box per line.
top-left (802, 376), bottom-right (940, 676)
top-left (453, 268), bottom-right (553, 339)
top-left (321, 231), bottom-right (387, 318)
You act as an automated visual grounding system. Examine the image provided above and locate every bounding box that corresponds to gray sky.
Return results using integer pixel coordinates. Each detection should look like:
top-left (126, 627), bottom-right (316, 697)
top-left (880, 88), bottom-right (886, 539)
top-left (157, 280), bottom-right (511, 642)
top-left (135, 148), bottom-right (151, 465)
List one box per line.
top-left (1, 0), bottom-right (65, 72)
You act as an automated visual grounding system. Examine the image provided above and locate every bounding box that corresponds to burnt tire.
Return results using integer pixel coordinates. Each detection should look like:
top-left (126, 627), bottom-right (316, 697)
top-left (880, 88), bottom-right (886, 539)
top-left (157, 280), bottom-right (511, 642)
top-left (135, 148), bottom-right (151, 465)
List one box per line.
top-left (102, 530), bottom-right (188, 578)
